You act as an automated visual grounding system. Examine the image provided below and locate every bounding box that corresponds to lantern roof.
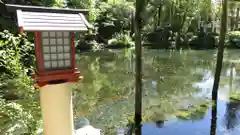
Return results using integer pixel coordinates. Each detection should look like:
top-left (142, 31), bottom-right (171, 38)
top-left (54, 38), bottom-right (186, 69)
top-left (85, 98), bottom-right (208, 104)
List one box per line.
top-left (16, 9), bottom-right (90, 31)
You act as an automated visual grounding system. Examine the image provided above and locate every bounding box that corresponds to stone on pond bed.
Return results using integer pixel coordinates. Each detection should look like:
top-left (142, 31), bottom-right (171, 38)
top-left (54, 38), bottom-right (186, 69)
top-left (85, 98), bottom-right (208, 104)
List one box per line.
top-left (74, 117), bottom-right (101, 135)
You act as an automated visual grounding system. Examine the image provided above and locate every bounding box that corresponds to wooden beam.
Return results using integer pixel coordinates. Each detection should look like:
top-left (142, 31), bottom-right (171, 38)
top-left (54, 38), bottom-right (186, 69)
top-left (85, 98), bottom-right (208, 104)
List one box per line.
top-left (5, 4), bottom-right (89, 16)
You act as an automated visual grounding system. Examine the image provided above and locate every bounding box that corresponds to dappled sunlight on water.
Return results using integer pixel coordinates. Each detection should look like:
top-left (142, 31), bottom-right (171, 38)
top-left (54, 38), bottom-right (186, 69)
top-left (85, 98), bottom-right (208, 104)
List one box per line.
top-left (141, 68), bottom-right (240, 135)
top-left (73, 50), bottom-right (240, 135)
top-left (141, 99), bottom-right (240, 135)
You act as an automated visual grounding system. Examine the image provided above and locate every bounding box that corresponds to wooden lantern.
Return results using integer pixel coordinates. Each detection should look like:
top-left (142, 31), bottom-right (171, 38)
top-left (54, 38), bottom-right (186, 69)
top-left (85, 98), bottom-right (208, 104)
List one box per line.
top-left (33, 31), bottom-right (81, 87)
top-left (15, 9), bottom-right (90, 87)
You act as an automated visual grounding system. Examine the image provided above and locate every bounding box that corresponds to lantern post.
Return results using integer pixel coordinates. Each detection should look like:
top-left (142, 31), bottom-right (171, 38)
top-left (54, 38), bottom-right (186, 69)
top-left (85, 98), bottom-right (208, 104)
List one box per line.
top-left (32, 31), bottom-right (83, 135)
top-left (13, 5), bottom-right (89, 135)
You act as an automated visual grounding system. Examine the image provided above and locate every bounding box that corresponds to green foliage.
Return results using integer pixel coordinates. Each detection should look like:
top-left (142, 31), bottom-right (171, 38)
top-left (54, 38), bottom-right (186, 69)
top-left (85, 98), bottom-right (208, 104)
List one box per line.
top-left (108, 32), bottom-right (134, 48)
top-left (141, 0), bottom-right (214, 31)
top-left (226, 31), bottom-right (240, 38)
top-left (226, 31), bottom-right (240, 40)
top-left (0, 30), bottom-right (40, 134)
top-left (67, 0), bottom-right (93, 8)
top-left (0, 75), bottom-right (41, 134)
top-left (95, 1), bottom-right (134, 39)
top-left (0, 78), bottom-right (41, 135)
top-left (140, 0), bottom-right (225, 49)
top-left (66, 0), bottom-right (99, 21)
top-left (78, 40), bottom-right (105, 51)
top-left (72, 1), bottom-right (135, 51)
top-left (0, 30), bottom-right (35, 76)
top-left (225, 31), bottom-right (240, 48)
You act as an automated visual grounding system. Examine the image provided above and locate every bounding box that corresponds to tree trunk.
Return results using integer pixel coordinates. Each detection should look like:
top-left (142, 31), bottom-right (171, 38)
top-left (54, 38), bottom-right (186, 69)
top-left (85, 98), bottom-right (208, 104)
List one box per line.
top-left (230, 16), bottom-right (235, 30)
top-left (211, 2), bottom-right (227, 134)
top-left (130, 11), bottom-right (135, 36)
top-left (235, 8), bottom-right (239, 30)
top-left (134, 0), bottom-right (143, 134)
top-left (154, 12), bottom-right (158, 30)
top-left (211, 0), bottom-right (228, 110)
top-left (175, 12), bottom-right (187, 49)
top-left (157, 5), bottom-right (162, 27)
top-left (229, 3), bottom-right (235, 30)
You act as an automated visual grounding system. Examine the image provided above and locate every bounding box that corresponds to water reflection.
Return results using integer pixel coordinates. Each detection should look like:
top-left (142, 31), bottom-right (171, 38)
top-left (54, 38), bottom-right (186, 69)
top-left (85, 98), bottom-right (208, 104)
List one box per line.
top-left (73, 50), bottom-right (240, 135)
top-left (225, 100), bottom-right (240, 130)
top-left (210, 100), bottom-right (217, 135)
top-left (224, 63), bottom-right (240, 131)
top-left (155, 120), bottom-right (164, 128)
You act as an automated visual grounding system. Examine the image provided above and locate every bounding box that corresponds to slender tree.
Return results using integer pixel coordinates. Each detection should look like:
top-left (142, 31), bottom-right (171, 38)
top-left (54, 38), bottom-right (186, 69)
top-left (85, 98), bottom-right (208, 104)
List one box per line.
top-left (210, 0), bottom-right (228, 135)
top-left (134, 0), bottom-right (145, 134)
top-left (235, 8), bottom-right (239, 30)
top-left (212, 0), bottom-right (228, 102)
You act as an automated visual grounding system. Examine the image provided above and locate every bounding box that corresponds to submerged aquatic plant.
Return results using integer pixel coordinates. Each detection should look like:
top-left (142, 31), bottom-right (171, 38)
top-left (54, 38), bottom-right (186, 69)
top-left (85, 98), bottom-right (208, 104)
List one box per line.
top-left (175, 102), bottom-right (211, 120)
top-left (229, 92), bottom-right (240, 101)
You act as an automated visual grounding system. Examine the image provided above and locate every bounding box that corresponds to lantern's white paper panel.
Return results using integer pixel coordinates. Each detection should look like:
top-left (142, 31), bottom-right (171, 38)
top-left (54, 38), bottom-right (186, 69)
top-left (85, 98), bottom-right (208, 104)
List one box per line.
top-left (41, 31), bottom-right (72, 70)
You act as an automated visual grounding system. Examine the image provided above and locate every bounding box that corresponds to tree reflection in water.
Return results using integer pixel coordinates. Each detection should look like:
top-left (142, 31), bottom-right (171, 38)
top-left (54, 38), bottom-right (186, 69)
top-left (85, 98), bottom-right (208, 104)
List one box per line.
top-left (224, 63), bottom-right (240, 131)
top-left (155, 120), bottom-right (164, 128)
top-left (73, 50), bottom-right (240, 134)
top-left (210, 100), bottom-right (217, 135)
top-left (224, 101), bottom-right (240, 131)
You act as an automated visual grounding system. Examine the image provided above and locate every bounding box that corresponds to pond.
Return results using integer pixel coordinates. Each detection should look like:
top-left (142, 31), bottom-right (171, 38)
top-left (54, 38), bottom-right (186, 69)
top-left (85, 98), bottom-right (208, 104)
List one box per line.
top-left (72, 49), bottom-right (240, 135)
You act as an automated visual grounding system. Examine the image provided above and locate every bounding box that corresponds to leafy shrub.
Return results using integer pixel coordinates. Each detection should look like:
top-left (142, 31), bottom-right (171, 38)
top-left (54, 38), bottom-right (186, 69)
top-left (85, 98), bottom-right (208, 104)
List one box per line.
top-left (95, 2), bottom-right (134, 40)
top-left (225, 31), bottom-right (240, 48)
top-left (0, 30), bottom-right (40, 134)
top-left (76, 39), bottom-right (104, 51)
top-left (189, 32), bottom-right (217, 49)
top-left (0, 30), bottom-right (35, 76)
top-left (107, 32), bottom-right (134, 48)
top-left (0, 76), bottom-right (41, 135)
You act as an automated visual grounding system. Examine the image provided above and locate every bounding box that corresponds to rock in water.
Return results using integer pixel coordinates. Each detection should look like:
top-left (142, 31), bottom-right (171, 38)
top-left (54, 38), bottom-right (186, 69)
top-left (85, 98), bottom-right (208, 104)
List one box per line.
top-left (75, 125), bottom-right (101, 135)
top-left (74, 117), bottom-right (90, 129)
top-left (74, 117), bottom-right (101, 135)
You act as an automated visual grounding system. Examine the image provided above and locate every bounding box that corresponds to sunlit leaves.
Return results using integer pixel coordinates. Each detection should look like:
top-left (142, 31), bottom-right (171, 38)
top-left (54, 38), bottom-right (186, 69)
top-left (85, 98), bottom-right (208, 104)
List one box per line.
top-left (0, 30), bottom-right (35, 77)
top-left (0, 98), bottom-right (41, 135)
top-left (0, 30), bottom-right (39, 134)
top-left (139, 0), bottom-right (219, 33)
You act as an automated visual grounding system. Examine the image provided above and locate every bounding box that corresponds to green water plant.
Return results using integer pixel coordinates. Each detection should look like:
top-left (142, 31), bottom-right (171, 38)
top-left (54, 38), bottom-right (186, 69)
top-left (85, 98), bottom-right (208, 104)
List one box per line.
top-left (175, 102), bottom-right (211, 120)
top-left (229, 92), bottom-right (240, 101)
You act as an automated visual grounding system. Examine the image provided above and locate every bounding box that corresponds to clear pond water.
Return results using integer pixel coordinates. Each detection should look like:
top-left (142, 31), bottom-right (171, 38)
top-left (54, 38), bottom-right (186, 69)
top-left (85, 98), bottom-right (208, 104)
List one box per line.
top-left (73, 49), bottom-right (240, 135)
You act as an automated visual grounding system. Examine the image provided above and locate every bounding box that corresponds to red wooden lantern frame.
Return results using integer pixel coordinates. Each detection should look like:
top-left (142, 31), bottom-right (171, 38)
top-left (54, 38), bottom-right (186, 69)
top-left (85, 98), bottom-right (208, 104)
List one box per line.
top-left (32, 31), bottom-right (83, 88)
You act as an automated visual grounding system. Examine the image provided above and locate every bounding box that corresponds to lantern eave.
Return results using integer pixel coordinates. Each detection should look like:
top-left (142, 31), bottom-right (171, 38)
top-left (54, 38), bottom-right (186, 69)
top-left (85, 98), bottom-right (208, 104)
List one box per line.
top-left (32, 68), bottom-right (83, 88)
top-left (15, 9), bottom-right (89, 33)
